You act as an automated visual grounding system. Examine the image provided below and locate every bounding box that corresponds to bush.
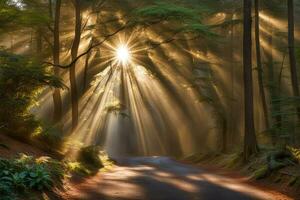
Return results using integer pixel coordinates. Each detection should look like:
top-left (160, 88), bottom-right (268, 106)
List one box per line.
top-left (0, 154), bottom-right (65, 199)
top-left (79, 145), bottom-right (103, 169)
top-left (32, 124), bottom-right (64, 150)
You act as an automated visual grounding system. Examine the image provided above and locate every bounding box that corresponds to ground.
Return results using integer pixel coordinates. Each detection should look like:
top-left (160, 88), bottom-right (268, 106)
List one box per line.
top-left (0, 134), bottom-right (48, 158)
top-left (0, 135), bottom-right (297, 200)
top-left (63, 157), bottom-right (294, 200)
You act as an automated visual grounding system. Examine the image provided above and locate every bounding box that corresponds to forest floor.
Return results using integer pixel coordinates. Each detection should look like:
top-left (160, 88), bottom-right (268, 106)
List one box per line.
top-left (0, 135), bottom-right (298, 200)
top-left (0, 134), bottom-right (49, 158)
top-left (62, 157), bottom-right (295, 200)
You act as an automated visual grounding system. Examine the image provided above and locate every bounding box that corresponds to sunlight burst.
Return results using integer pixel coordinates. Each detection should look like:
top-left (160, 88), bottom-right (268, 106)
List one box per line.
top-left (116, 45), bottom-right (131, 65)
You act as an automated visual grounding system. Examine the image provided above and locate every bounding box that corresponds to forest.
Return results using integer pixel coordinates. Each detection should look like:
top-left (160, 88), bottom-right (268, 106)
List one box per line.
top-left (0, 0), bottom-right (300, 199)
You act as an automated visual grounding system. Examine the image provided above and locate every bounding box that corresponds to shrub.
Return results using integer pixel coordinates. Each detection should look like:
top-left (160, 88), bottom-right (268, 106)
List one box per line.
top-left (79, 145), bottom-right (103, 169)
top-left (0, 154), bottom-right (65, 199)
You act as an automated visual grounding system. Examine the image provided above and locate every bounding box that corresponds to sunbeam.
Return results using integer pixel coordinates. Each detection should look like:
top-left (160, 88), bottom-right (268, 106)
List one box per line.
top-left (116, 45), bottom-right (131, 65)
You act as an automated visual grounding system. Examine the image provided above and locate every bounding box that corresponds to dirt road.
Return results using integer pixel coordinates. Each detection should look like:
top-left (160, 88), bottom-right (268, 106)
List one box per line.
top-left (64, 157), bottom-right (294, 200)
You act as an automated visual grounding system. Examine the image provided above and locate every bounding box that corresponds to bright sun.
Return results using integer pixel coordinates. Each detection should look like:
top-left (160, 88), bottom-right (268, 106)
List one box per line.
top-left (116, 45), bottom-right (131, 65)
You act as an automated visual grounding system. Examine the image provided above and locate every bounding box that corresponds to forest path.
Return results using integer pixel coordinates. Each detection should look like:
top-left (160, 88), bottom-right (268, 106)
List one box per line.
top-left (64, 157), bottom-right (292, 200)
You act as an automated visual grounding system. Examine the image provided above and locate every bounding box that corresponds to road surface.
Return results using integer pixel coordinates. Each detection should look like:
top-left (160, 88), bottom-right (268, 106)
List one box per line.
top-left (64, 157), bottom-right (292, 200)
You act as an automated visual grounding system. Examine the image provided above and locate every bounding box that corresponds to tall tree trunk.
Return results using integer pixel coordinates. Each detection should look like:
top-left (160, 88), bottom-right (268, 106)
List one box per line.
top-left (52, 0), bottom-right (63, 124)
top-left (243, 0), bottom-right (258, 161)
top-left (70, 0), bottom-right (81, 130)
top-left (265, 23), bottom-right (281, 145)
top-left (288, 0), bottom-right (300, 144)
top-left (229, 12), bottom-right (235, 149)
top-left (254, 0), bottom-right (270, 130)
top-left (287, 0), bottom-right (300, 121)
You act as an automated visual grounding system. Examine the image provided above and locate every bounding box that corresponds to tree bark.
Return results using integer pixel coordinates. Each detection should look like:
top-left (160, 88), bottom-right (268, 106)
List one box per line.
top-left (243, 0), bottom-right (258, 161)
top-left (70, 0), bottom-right (81, 130)
top-left (254, 0), bottom-right (270, 130)
top-left (228, 12), bottom-right (235, 149)
top-left (287, 0), bottom-right (300, 121)
top-left (52, 0), bottom-right (63, 124)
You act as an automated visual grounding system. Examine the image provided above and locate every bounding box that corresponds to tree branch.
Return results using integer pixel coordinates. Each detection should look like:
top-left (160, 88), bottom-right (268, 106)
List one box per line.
top-left (43, 23), bottom-right (128, 69)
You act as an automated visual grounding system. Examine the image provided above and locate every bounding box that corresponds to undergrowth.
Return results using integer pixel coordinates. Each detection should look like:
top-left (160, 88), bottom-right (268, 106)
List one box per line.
top-left (183, 146), bottom-right (300, 188)
top-left (0, 154), bottom-right (65, 200)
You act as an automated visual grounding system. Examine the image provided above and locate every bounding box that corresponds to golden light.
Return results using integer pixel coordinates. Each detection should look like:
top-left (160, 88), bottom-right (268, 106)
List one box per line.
top-left (116, 45), bottom-right (131, 65)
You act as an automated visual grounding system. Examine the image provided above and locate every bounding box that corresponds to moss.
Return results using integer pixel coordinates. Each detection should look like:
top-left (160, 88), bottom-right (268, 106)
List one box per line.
top-left (252, 165), bottom-right (269, 180)
top-left (266, 149), bottom-right (298, 172)
top-left (182, 153), bottom-right (206, 163)
top-left (223, 152), bottom-right (243, 168)
top-left (288, 177), bottom-right (298, 186)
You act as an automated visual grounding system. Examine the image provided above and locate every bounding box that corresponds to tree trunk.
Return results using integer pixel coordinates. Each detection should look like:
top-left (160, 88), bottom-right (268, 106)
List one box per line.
top-left (287, 0), bottom-right (300, 121)
top-left (70, 0), bottom-right (81, 130)
top-left (243, 0), bottom-right (258, 161)
top-left (52, 0), bottom-right (63, 124)
top-left (229, 12), bottom-right (235, 149)
top-left (221, 116), bottom-right (228, 152)
top-left (265, 23), bottom-right (281, 145)
top-left (254, 0), bottom-right (270, 131)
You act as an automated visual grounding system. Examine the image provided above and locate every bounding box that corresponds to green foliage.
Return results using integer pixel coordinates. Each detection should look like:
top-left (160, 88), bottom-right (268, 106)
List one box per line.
top-left (287, 146), bottom-right (300, 162)
top-left (0, 51), bottom-right (62, 138)
top-left (0, 0), bottom-right (20, 31)
top-left (134, 2), bottom-right (198, 23)
top-left (133, 1), bottom-right (215, 39)
top-left (267, 150), bottom-right (298, 171)
top-left (0, 0), bottom-right (49, 32)
top-left (0, 154), bottom-right (65, 199)
top-left (79, 145), bottom-right (104, 169)
top-left (67, 162), bottom-right (91, 176)
top-left (270, 96), bottom-right (300, 143)
top-left (32, 124), bottom-right (64, 149)
top-left (181, 23), bottom-right (217, 37)
top-left (249, 148), bottom-right (299, 181)
top-left (252, 165), bottom-right (269, 180)
top-left (19, 9), bottom-right (50, 27)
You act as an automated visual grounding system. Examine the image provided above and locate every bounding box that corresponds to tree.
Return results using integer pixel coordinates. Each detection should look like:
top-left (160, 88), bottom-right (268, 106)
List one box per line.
top-left (254, 0), bottom-right (270, 130)
top-left (243, 0), bottom-right (258, 161)
top-left (70, 0), bottom-right (82, 130)
top-left (287, 0), bottom-right (300, 121)
top-left (0, 52), bottom-right (62, 138)
top-left (52, 0), bottom-right (63, 124)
